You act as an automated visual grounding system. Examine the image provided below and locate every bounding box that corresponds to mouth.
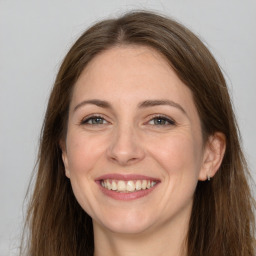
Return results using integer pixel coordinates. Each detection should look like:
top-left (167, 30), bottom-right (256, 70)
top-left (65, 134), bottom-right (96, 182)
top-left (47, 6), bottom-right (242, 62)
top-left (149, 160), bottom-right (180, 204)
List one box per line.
top-left (101, 179), bottom-right (157, 193)
top-left (96, 174), bottom-right (160, 200)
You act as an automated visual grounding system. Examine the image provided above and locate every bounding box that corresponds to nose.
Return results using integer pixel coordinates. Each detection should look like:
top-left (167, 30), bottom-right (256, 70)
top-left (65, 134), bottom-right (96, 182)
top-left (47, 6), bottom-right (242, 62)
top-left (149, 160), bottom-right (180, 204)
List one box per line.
top-left (106, 124), bottom-right (145, 166)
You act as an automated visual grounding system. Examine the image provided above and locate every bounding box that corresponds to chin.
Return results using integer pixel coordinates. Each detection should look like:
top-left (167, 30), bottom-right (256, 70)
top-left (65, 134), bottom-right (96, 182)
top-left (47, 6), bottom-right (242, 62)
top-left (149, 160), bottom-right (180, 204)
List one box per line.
top-left (94, 209), bottom-right (156, 235)
top-left (101, 220), bottom-right (153, 235)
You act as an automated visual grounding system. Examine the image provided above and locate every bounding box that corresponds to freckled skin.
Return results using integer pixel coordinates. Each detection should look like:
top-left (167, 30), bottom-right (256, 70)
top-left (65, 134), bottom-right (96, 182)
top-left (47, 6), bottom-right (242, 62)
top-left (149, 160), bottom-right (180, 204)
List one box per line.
top-left (61, 46), bottom-right (215, 255)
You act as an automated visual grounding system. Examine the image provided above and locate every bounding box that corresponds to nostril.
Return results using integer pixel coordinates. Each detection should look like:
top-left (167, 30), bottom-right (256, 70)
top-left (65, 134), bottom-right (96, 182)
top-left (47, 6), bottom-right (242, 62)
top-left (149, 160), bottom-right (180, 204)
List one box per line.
top-left (107, 151), bottom-right (145, 166)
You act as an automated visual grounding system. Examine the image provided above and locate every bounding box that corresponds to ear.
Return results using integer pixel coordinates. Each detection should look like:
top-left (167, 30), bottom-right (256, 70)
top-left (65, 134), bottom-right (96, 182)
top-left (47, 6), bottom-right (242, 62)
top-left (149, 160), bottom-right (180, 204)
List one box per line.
top-left (198, 132), bottom-right (226, 181)
top-left (59, 140), bottom-right (70, 178)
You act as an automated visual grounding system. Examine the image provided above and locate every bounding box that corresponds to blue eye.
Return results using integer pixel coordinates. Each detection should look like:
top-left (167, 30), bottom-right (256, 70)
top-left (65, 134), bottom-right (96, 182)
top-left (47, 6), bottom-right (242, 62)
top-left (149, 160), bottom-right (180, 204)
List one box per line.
top-left (81, 116), bottom-right (107, 125)
top-left (148, 116), bottom-right (175, 126)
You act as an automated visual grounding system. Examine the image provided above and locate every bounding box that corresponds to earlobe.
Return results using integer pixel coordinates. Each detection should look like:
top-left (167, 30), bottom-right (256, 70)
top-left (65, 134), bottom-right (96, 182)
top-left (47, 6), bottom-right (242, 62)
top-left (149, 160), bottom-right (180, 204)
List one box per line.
top-left (199, 132), bottom-right (226, 181)
top-left (59, 140), bottom-right (70, 179)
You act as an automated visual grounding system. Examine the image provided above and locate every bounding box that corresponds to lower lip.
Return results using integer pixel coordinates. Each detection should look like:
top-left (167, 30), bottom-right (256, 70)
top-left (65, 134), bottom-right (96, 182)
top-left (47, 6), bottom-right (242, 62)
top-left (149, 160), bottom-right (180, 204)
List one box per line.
top-left (97, 182), bottom-right (159, 201)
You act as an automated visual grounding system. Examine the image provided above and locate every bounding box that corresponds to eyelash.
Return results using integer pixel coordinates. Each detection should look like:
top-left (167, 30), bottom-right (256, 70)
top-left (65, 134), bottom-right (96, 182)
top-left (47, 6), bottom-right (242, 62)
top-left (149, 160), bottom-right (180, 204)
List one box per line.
top-left (80, 115), bottom-right (108, 125)
top-left (147, 115), bottom-right (176, 126)
top-left (81, 114), bottom-right (176, 127)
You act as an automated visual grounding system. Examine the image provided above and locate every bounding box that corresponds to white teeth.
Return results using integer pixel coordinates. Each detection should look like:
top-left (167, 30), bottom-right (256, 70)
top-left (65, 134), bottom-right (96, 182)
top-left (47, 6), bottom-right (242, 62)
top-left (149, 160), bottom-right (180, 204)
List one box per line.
top-left (106, 180), bottom-right (111, 190)
top-left (127, 181), bottom-right (135, 192)
top-left (135, 180), bottom-right (142, 190)
top-left (112, 181), bottom-right (117, 190)
top-left (117, 180), bottom-right (126, 191)
top-left (141, 180), bottom-right (147, 189)
top-left (101, 179), bottom-right (157, 192)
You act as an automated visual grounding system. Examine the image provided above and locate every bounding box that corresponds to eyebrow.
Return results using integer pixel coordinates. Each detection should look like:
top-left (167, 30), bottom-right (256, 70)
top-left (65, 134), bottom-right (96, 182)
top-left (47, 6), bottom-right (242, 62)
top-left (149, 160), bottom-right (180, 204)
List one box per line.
top-left (73, 99), bottom-right (187, 115)
top-left (138, 100), bottom-right (187, 115)
top-left (73, 99), bottom-right (112, 112)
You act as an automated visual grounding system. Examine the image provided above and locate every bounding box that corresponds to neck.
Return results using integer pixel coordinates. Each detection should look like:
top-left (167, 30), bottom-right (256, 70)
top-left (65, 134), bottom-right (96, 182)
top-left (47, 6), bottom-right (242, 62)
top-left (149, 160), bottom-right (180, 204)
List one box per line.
top-left (93, 214), bottom-right (189, 256)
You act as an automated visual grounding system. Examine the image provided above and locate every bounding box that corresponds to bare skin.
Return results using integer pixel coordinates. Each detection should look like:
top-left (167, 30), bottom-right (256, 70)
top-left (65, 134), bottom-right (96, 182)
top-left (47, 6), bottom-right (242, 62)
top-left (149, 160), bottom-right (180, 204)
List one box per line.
top-left (61, 46), bottom-right (226, 256)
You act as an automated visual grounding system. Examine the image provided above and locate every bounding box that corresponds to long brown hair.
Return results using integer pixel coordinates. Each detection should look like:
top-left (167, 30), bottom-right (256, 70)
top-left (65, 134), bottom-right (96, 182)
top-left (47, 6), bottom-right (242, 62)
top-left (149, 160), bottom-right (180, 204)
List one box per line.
top-left (20, 11), bottom-right (255, 256)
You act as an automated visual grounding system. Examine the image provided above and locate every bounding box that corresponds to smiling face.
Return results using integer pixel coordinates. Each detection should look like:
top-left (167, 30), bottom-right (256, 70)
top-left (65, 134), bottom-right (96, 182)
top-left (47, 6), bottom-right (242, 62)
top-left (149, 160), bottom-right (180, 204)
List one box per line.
top-left (61, 45), bottom-right (212, 235)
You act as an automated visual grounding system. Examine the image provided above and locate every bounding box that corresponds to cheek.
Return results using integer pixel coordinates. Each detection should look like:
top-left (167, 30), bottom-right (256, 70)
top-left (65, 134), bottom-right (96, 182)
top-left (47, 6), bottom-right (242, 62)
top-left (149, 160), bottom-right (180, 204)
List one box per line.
top-left (66, 131), bottom-right (106, 177)
top-left (65, 131), bottom-right (108, 216)
top-left (147, 131), bottom-right (203, 180)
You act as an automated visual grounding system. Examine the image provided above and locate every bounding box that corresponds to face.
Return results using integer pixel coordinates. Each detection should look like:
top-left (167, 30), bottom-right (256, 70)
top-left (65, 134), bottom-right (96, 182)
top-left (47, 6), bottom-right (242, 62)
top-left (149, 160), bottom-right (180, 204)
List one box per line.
top-left (62, 46), bottom-right (210, 235)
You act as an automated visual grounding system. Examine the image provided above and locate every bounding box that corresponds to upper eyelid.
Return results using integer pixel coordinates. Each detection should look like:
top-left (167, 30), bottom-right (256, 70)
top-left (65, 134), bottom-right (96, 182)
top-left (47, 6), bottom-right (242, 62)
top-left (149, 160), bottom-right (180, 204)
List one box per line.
top-left (146, 114), bottom-right (176, 122)
top-left (80, 114), bottom-right (109, 124)
top-left (79, 113), bottom-right (176, 124)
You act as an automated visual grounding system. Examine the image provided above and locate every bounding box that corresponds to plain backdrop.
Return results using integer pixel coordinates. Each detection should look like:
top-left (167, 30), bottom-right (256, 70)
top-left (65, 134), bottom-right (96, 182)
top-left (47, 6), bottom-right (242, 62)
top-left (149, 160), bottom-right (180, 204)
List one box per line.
top-left (0, 0), bottom-right (255, 255)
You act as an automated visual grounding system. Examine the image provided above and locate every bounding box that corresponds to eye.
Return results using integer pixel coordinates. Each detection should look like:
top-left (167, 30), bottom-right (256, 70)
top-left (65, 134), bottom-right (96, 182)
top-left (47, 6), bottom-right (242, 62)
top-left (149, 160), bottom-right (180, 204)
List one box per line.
top-left (148, 116), bottom-right (175, 126)
top-left (81, 115), bottom-right (108, 125)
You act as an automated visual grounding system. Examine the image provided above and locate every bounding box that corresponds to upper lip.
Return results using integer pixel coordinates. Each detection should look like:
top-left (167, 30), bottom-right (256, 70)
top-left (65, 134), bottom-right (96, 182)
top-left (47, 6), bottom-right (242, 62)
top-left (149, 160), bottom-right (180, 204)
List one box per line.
top-left (96, 173), bottom-right (160, 181)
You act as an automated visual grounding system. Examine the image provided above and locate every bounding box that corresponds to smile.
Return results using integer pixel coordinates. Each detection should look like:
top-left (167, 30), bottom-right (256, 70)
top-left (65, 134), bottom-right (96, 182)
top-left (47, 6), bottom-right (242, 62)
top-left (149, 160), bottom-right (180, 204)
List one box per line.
top-left (96, 174), bottom-right (160, 200)
top-left (101, 179), bottom-right (157, 193)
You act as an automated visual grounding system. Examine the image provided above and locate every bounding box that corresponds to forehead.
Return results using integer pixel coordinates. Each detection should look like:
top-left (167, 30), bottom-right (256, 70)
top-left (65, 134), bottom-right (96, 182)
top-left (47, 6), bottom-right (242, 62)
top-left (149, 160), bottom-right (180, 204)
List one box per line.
top-left (71, 45), bottom-right (197, 117)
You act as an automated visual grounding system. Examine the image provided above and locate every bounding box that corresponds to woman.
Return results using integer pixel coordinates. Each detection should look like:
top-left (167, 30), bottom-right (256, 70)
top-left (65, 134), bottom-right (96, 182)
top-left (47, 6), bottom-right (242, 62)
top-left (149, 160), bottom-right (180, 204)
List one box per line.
top-left (21, 11), bottom-right (255, 256)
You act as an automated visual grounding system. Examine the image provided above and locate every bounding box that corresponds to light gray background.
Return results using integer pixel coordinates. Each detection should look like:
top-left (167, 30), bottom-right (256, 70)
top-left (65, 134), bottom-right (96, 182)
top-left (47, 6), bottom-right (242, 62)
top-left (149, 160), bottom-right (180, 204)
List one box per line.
top-left (1, 0), bottom-right (255, 255)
